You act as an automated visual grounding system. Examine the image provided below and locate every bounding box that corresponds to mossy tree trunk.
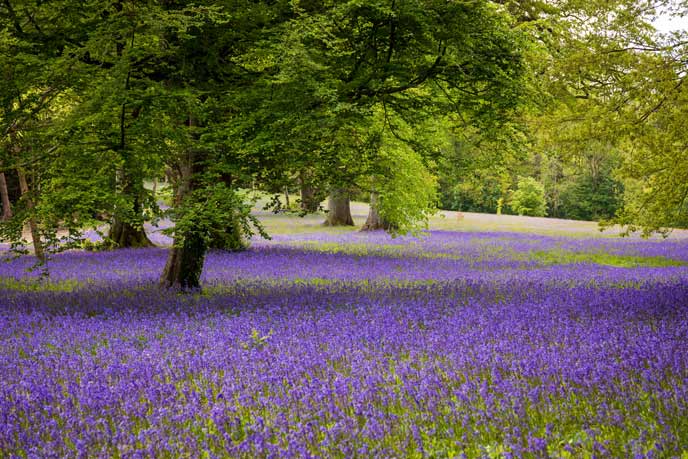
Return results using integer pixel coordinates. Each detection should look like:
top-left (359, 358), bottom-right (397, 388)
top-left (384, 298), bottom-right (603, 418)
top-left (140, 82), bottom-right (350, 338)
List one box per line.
top-left (108, 204), bottom-right (153, 247)
top-left (0, 170), bottom-right (12, 221)
top-left (17, 168), bottom-right (44, 262)
top-left (324, 188), bottom-right (354, 226)
top-left (160, 225), bottom-right (206, 290)
top-left (160, 148), bottom-right (208, 290)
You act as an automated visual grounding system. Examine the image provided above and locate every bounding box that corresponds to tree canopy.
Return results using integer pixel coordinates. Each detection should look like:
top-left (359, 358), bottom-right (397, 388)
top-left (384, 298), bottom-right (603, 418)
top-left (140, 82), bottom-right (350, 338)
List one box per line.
top-left (2, 0), bottom-right (688, 288)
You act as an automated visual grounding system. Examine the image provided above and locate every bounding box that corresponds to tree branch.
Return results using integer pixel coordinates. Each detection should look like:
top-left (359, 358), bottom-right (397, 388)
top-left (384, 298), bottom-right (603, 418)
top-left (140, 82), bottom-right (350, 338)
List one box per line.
top-left (354, 43), bottom-right (446, 99)
top-left (2, 0), bottom-right (24, 35)
top-left (639, 77), bottom-right (684, 123)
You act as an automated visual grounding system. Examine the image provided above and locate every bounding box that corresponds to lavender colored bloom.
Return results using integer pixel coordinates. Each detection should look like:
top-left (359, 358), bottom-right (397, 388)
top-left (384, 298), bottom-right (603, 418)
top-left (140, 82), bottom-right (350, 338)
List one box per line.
top-left (1, 230), bottom-right (687, 457)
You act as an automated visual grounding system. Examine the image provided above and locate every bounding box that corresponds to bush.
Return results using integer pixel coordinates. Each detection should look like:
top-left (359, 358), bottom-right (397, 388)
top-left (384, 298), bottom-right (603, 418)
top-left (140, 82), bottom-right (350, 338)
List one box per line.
top-left (510, 177), bottom-right (546, 217)
top-left (82, 238), bottom-right (118, 251)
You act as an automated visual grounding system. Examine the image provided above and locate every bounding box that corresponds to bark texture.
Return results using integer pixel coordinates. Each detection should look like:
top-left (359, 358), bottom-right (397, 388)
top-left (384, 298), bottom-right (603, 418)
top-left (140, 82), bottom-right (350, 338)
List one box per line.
top-left (299, 172), bottom-right (321, 213)
top-left (324, 189), bottom-right (354, 226)
top-left (0, 171), bottom-right (12, 221)
top-left (160, 148), bottom-right (207, 290)
top-left (108, 217), bottom-right (153, 248)
top-left (17, 168), bottom-right (44, 262)
top-left (160, 228), bottom-right (206, 291)
top-left (361, 192), bottom-right (395, 231)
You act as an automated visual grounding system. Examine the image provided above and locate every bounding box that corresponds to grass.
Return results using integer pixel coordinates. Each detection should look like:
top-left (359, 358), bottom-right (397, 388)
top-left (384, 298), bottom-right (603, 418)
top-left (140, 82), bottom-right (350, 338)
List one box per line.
top-left (0, 277), bottom-right (83, 292)
top-left (528, 249), bottom-right (687, 267)
top-left (254, 197), bottom-right (688, 240)
top-left (253, 201), bottom-right (688, 269)
top-left (276, 237), bottom-right (687, 268)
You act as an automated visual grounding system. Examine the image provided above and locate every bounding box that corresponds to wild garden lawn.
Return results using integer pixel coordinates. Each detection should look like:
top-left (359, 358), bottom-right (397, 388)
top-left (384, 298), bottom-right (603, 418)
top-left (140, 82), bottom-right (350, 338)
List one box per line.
top-left (1, 221), bottom-right (688, 458)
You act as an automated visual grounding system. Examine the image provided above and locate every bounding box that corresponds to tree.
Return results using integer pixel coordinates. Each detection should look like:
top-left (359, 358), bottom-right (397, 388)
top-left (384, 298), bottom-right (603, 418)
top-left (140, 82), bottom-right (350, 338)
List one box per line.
top-left (246, 0), bottom-right (529, 233)
top-left (2, 0), bottom-right (532, 290)
top-left (553, 2), bottom-right (688, 234)
top-left (323, 189), bottom-right (354, 226)
top-left (298, 170), bottom-right (324, 213)
top-left (360, 109), bottom-right (441, 232)
top-left (437, 121), bottom-right (526, 215)
top-left (609, 33), bottom-right (688, 234)
top-left (0, 0), bottom-right (98, 260)
top-left (511, 0), bottom-right (684, 231)
top-left (510, 177), bottom-right (547, 217)
top-left (0, 170), bottom-right (11, 220)
top-left (156, 1), bottom-right (299, 289)
top-left (68, 0), bottom-right (195, 248)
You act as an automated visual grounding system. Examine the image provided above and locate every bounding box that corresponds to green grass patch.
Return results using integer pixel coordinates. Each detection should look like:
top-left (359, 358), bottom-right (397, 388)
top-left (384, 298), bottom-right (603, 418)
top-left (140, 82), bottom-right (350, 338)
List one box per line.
top-left (0, 277), bottom-right (83, 292)
top-left (281, 238), bottom-right (688, 268)
top-left (529, 249), bottom-right (687, 267)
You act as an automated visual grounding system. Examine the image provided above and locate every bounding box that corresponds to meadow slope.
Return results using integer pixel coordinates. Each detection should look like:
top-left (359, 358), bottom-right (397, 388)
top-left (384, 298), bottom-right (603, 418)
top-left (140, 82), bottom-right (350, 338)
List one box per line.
top-left (1, 211), bottom-right (687, 458)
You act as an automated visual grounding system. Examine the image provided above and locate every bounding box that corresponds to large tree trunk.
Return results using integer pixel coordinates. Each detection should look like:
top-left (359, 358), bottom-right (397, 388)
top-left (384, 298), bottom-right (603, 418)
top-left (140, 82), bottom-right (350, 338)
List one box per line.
top-left (324, 189), bottom-right (354, 226)
top-left (0, 171), bottom-right (12, 221)
top-left (17, 168), bottom-right (44, 262)
top-left (107, 165), bottom-right (153, 246)
top-left (108, 180), bottom-right (152, 248)
top-left (108, 215), bottom-right (152, 247)
top-left (160, 148), bottom-right (208, 290)
top-left (361, 192), bottom-right (394, 231)
top-left (160, 227), bottom-right (206, 291)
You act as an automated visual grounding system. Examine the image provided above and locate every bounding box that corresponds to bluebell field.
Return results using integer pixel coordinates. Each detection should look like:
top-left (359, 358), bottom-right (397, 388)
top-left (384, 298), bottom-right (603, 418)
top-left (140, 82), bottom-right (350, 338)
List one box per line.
top-left (1, 230), bottom-right (687, 458)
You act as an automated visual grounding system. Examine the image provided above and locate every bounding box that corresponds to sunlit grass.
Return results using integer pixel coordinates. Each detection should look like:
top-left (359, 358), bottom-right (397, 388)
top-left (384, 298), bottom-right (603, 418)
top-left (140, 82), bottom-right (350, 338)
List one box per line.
top-left (274, 236), bottom-right (686, 268)
top-left (528, 249), bottom-right (687, 267)
top-left (0, 277), bottom-right (83, 292)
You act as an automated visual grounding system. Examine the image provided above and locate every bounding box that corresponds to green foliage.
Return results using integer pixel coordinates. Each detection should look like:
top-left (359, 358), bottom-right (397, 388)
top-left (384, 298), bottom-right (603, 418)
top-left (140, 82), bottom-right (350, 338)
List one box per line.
top-left (240, 328), bottom-right (273, 351)
top-left (436, 119), bottom-right (527, 215)
top-left (165, 179), bottom-right (268, 252)
top-left (81, 238), bottom-right (118, 252)
top-left (510, 177), bottom-right (546, 217)
top-left (440, 173), bottom-right (505, 214)
top-left (608, 49), bottom-right (688, 235)
top-left (234, 0), bottom-right (530, 229)
top-left (362, 107), bottom-right (442, 233)
top-left (373, 146), bottom-right (437, 235)
top-left (538, 145), bottom-right (624, 222)
top-left (10, 0), bottom-right (686, 282)
top-left (515, 0), bottom-right (673, 229)
top-left (559, 173), bottom-right (623, 222)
